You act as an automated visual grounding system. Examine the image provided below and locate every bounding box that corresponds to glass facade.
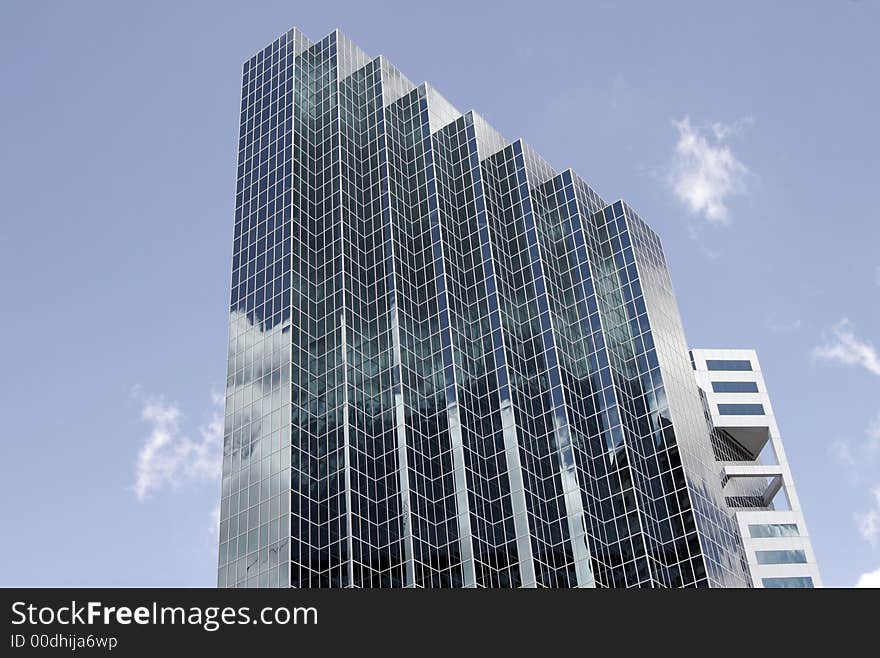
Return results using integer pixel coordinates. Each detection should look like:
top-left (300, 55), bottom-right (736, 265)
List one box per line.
top-left (216, 27), bottom-right (754, 588)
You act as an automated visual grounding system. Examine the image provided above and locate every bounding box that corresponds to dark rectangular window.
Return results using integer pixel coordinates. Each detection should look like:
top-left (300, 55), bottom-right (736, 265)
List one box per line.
top-left (749, 523), bottom-right (799, 538)
top-left (756, 550), bottom-right (807, 565)
top-left (762, 577), bottom-right (814, 588)
top-left (712, 381), bottom-right (759, 393)
top-left (718, 403), bottom-right (765, 415)
top-left (706, 359), bottom-right (752, 371)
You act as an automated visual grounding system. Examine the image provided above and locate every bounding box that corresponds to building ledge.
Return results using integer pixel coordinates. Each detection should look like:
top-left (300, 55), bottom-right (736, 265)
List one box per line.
top-left (722, 464), bottom-right (784, 507)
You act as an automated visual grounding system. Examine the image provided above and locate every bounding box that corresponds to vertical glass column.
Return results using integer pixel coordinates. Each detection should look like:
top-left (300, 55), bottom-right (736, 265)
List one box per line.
top-left (287, 34), bottom-right (351, 587)
top-left (479, 141), bottom-right (580, 587)
top-left (219, 28), bottom-right (309, 589)
top-left (430, 114), bottom-right (529, 587)
top-left (621, 204), bottom-right (749, 587)
top-left (338, 58), bottom-right (411, 587)
top-left (384, 87), bottom-right (468, 587)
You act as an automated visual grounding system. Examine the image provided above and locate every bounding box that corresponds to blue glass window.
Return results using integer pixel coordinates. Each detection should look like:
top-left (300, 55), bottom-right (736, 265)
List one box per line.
top-left (712, 381), bottom-right (759, 393)
top-left (749, 523), bottom-right (799, 538)
top-left (718, 403), bottom-right (765, 415)
top-left (706, 359), bottom-right (752, 371)
top-left (762, 577), bottom-right (814, 588)
top-left (756, 550), bottom-right (807, 565)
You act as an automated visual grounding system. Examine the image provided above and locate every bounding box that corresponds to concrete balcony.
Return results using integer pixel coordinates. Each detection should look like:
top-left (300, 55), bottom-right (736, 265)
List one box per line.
top-left (712, 420), bottom-right (771, 459)
top-left (721, 463), bottom-right (784, 507)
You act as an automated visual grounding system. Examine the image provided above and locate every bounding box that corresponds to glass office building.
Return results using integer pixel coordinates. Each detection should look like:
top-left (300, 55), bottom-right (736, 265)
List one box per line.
top-left (216, 27), bottom-right (818, 588)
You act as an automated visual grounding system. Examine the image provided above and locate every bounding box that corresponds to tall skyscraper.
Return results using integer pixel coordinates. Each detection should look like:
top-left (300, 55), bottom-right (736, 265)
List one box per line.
top-left (216, 27), bottom-right (820, 588)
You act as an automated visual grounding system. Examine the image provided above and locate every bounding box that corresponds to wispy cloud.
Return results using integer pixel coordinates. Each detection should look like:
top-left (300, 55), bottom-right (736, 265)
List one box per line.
top-left (813, 318), bottom-right (880, 376)
top-left (829, 409), bottom-right (880, 563)
top-left (855, 565), bottom-right (880, 588)
top-left (818, 319), bottom-right (880, 556)
top-left (831, 410), bottom-right (880, 482)
top-left (133, 394), bottom-right (224, 501)
top-left (765, 314), bottom-right (803, 335)
top-left (209, 503), bottom-right (221, 539)
top-left (830, 438), bottom-right (857, 474)
top-left (869, 412), bottom-right (880, 447)
top-left (857, 487), bottom-right (880, 547)
top-left (667, 116), bottom-right (750, 225)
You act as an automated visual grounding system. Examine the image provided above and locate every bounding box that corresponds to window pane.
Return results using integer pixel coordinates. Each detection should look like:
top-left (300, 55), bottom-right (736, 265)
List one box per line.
top-left (762, 576), bottom-right (814, 588)
top-left (706, 359), bottom-right (752, 371)
top-left (712, 381), bottom-right (759, 393)
top-left (755, 550), bottom-right (807, 565)
top-left (718, 403), bottom-right (765, 415)
top-left (749, 523), bottom-right (799, 538)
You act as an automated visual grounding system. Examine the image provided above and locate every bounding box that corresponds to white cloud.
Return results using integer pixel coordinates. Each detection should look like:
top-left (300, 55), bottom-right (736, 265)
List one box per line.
top-left (831, 414), bottom-right (880, 557)
top-left (209, 503), bottom-right (221, 540)
top-left (820, 322), bottom-right (880, 548)
top-left (133, 395), bottom-right (224, 501)
top-left (831, 411), bottom-right (880, 479)
top-left (856, 487), bottom-right (880, 546)
top-left (667, 116), bottom-right (750, 224)
top-left (132, 309), bottom-right (290, 500)
top-left (855, 566), bottom-right (880, 588)
top-left (868, 412), bottom-right (880, 448)
top-left (765, 314), bottom-right (803, 334)
top-left (830, 438), bottom-right (857, 472)
top-left (138, 308), bottom-right (291, 508)
top-left (813, 318), bottom-right (880, 376)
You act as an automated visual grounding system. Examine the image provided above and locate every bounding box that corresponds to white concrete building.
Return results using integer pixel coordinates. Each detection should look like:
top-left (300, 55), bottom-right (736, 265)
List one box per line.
top-left (690, 348), bottom-right (822, 588)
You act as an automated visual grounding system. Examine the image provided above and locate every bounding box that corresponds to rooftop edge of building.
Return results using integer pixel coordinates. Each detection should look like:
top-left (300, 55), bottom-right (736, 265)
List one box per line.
top-left (242, 27), bottom-right (639, 230)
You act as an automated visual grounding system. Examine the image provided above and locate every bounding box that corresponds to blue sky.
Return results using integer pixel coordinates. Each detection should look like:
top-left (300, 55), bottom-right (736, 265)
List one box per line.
top-left (0, 0), bottom-right (877, 588)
